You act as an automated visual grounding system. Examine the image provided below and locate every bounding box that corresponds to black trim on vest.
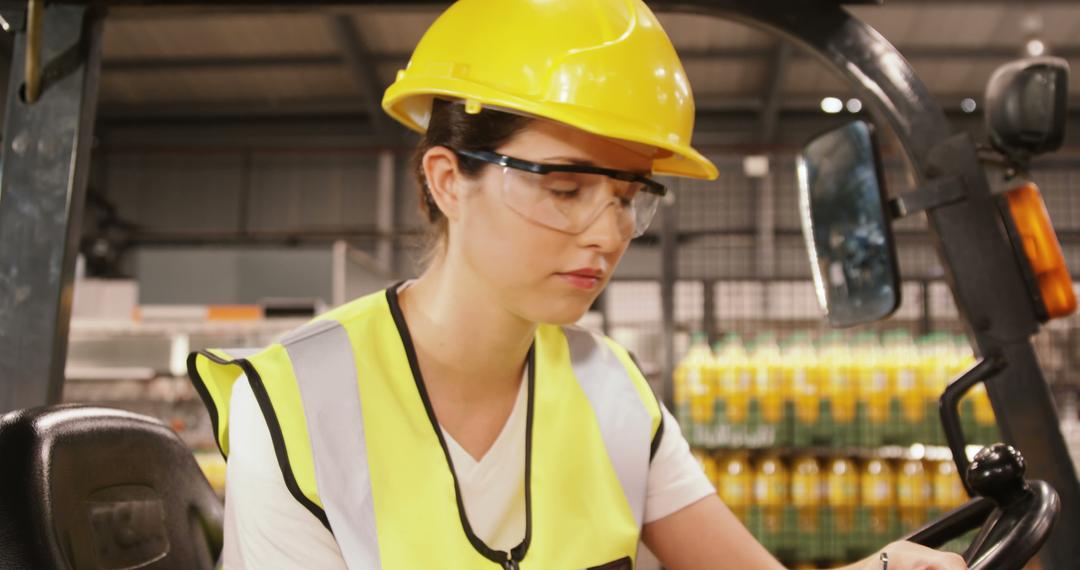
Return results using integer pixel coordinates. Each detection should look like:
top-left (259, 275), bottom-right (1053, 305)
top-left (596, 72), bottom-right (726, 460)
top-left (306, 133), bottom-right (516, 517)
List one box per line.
top-left (588, 556), bottom-right (633, 570)
top-left (386, 284), bottom-right (534, 568)
top-left (649, 399), bottom-right (665, 463)
top-left (187, 351), bottom-right (225, 459)
top-left (627, 350), bottom-right (664, 463)
top-left (189, 349), bottom-right (333, 532)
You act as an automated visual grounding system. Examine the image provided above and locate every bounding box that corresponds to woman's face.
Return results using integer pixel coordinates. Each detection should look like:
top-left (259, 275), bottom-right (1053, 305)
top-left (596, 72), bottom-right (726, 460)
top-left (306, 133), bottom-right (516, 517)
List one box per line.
top-left (448, 119), bottom-right (655, 325)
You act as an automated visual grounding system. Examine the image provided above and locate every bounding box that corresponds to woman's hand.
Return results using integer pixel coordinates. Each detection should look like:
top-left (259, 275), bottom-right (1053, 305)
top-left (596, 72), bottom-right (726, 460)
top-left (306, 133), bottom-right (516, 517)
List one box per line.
top-left (853, 540), bottom-right (968, 570)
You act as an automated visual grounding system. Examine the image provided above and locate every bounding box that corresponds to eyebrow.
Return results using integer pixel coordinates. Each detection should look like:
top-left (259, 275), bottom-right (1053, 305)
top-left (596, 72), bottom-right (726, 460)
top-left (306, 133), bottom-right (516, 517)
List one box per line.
top-left (541, 155), bottom-right (652, 176)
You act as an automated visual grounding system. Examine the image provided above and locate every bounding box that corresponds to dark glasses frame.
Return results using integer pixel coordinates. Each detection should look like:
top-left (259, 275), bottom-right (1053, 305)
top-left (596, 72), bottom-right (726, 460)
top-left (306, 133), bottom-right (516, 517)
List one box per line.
top-left (451, 148), bottom-right (667, 196)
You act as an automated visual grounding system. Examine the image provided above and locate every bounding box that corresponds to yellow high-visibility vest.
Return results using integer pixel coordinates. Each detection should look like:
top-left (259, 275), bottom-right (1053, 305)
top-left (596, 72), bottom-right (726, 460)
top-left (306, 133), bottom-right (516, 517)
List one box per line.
top-left (188, 285), bottom-right (663, 569)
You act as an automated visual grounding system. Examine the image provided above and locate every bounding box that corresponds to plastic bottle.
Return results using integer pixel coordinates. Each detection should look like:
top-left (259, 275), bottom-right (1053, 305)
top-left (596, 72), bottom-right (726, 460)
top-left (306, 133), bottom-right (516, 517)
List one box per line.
top-left (717, 452), bottom-right (752, 524)
top-left (853, 333), bottom-right (889, 445)
top-left (884, 330), bottom-right (924, 439)
top-left (826, 458), bottom-right (859, 540)
top-left (751, 332), bottom-right (787, 428)
top-left (787, 332), bottom-right (821, 431)
top-left (931, 459), bottom-right (967, 514)
top-left (754, 455), bottom-right (789, 536)
top-left (918, 333), bottom-right (953, 445)
top-left (861, 458), bottom-right (896, 537)
top-left (897, 459), bottom-right (930, 532)
top-left (820, 332), bottom-right (857, 446)
top-left (792, 456), bottom-right (823, 532)
top-left (675, 332), bottom-right (714, 444)
top-left (715, 334), bottom-right (751, 428)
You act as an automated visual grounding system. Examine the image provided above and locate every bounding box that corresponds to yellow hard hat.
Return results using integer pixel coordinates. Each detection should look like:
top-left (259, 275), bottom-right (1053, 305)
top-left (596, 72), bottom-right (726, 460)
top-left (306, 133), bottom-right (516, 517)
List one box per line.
top-left (382, 0), bottom-right (719, 181)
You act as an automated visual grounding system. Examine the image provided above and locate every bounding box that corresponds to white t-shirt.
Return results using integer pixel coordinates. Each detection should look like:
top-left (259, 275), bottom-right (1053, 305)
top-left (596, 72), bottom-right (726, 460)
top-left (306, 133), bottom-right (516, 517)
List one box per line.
top-left (222, 360), bottom-right (712, 569)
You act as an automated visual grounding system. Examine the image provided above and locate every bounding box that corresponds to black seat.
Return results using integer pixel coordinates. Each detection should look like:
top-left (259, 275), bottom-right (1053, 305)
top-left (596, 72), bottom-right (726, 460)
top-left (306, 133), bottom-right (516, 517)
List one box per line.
top-left (0, 405), bottom-right (223, 569)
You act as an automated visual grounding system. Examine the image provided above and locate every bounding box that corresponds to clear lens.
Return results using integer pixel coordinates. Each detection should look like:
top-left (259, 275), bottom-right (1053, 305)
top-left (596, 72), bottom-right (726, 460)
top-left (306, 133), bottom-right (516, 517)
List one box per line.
top-left (501, 168), bottom-right (659, 238)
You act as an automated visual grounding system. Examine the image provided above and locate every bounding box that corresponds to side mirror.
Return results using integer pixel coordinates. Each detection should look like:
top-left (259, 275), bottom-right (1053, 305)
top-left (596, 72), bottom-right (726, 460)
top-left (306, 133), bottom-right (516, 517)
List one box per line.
top-left (985, 57), bottom-right (1070, 164)
top-left (797, 121), bottom-right (900, 327)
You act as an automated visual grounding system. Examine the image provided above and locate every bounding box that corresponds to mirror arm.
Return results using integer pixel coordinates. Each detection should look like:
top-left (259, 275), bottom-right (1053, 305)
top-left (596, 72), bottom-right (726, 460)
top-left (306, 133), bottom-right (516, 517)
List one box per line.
top-left (888, 175), bottom-right (967, 218)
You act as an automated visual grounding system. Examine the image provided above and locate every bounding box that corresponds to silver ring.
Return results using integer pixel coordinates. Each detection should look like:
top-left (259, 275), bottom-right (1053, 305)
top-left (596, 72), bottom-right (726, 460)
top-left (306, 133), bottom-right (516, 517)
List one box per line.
top-left (880, 551), bottom-right (889, 570)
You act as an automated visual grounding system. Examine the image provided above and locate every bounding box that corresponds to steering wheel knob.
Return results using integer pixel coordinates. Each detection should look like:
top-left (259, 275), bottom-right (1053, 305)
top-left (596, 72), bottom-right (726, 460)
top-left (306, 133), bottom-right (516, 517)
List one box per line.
top-left (966, 443), bottom-right (1029, 506)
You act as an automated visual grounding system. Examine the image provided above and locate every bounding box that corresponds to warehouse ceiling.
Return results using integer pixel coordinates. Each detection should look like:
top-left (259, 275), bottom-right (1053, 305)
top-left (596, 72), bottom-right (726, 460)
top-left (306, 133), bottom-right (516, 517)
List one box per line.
top-left (94, 0), bottom-right (1080, 129)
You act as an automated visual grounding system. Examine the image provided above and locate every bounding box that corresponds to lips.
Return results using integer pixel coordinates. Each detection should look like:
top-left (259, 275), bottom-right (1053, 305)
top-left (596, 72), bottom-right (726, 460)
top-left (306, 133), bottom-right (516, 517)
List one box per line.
top-left (561, 268), bottom-right (603, 278)
top-left (556, 268), bottom-right (604, 290)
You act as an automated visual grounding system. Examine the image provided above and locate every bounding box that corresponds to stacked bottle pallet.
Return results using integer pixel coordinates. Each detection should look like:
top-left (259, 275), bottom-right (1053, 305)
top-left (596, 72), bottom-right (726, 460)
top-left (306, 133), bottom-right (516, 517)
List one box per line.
top-left (693, 450), bottom-right (972, 567)
top-left (674, 331), bottom-right (998, 450)
top-left (675, 330), bottom-right (990, 566)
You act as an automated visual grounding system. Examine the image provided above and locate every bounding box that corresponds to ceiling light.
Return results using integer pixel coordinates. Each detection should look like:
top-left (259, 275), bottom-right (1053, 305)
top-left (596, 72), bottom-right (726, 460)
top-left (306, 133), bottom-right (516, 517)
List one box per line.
top-left (1025, 38), bottom-right (1046, 57)
top-left (820, 97), bottom-right (843, 114)
top-left (846, 98), bottom-right (863, 113)
top-left (961, 98), bottom-right (977, 113)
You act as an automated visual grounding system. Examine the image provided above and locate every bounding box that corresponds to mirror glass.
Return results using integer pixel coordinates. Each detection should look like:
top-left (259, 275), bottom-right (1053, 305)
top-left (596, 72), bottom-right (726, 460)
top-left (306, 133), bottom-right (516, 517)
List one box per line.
top-left (797, 120), bottom-right (900, 327)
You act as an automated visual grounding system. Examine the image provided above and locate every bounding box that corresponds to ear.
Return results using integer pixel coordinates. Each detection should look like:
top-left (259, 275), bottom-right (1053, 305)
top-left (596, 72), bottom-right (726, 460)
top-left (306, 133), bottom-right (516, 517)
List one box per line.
top-left (422, 146), bottom-right (465, 221)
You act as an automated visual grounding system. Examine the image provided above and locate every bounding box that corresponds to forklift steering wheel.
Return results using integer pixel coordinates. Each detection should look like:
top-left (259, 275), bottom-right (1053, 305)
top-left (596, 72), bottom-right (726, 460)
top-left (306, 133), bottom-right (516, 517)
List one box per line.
top-left (903, 444), bottom-right (1059, 570)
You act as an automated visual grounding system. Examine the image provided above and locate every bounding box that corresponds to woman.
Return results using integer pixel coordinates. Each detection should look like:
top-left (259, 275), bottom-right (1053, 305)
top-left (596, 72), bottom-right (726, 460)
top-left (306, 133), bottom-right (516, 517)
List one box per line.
top-left (189, 1), bottom-right (969, 568)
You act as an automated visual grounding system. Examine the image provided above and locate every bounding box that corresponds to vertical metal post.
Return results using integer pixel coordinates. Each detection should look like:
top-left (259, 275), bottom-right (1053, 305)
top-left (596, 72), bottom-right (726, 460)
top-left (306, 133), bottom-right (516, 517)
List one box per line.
top-left (375, 150), bottom-right (395, 276)
top-left (0, 6), bottom-right (102, 412)
top-left (754, 167), bottom-right (775, 279)
top-left (920, 280), bottom-right (932, 336)
top-left (659, 189), bottom-right (679, 408)
top-left (331, 239), bottom-right (347, 308)
top-left (702, 278), bottom-right (717, 346)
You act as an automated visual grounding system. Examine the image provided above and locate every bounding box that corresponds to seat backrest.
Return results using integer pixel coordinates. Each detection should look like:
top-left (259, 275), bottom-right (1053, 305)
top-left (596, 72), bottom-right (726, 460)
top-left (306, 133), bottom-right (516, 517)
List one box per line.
top-left (0, 405), bottom-right (223, 570)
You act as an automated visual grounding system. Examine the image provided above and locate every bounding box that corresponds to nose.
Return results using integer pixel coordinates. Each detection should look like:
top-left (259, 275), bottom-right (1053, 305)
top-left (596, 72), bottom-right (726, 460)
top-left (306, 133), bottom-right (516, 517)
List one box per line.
top-left (576, 199), bottom-right (628, 253)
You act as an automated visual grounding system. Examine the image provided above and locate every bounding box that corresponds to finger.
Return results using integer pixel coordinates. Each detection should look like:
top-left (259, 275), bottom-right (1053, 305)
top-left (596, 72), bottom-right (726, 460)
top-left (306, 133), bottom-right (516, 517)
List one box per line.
top-left (938, 551), bottom-right (968, 570)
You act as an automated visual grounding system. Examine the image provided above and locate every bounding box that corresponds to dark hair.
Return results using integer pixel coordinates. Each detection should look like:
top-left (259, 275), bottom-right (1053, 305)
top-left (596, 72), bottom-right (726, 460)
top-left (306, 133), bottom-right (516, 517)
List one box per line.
top-left (412, 99), bottom-right (532, 262)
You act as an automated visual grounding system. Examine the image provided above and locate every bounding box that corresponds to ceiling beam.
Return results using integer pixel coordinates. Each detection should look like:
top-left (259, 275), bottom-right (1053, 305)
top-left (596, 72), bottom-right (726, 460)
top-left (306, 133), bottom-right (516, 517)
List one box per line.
top-left (100, 44), bottom-right (1080, 75)
top-left (96, 93), bottom-right (1080, 122)
top-left (326, 13), bottom-right (385, 132)
top-left (102, 54), bottom-right (341, 72)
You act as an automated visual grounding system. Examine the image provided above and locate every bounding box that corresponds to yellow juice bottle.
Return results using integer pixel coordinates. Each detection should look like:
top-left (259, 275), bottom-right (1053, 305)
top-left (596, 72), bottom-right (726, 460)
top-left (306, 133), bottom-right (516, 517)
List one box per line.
top-left (826, 458), bottom-right (858, 535)
top-left (754, 455), bottom-right (789, 535)
top-left (676, 332), bottom-right (714, 441)
top-left (853, 333), bottom-right (889, 443)
top-left (884, 331), bottom-right (924, 431)
top-left (821, 332), bottom-right (856, 423)
top-left (792, 456), bottom-right (823, 532)
top-left (751, 333), bottom-right (787, 426)
top-left (715, 334), bottom-right (750, 426)
top-left (897, 459), bottom-right (930, 532)
top-left (787, 332), bottom-right (821, 429)
top-left (918, 334), bottom-right (952, 444)
top-left (718, 452), bottom-right (752, 523)
top-left (861, 458), bottom-right (896, 536)
top-left (931, 459), bottom-right (967, 511)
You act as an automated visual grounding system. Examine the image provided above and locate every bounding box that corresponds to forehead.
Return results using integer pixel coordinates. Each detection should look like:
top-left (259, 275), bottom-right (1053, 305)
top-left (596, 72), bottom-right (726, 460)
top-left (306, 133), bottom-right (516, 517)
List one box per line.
top-left (496, 119), bottom-right (656, 173)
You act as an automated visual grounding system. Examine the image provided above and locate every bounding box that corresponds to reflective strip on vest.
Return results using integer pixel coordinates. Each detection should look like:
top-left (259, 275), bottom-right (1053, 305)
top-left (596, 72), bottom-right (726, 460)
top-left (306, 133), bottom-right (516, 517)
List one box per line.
top-left (282, 319), bottom-right (381, 569)
top-left (563, 326), bottom-right (651, 527)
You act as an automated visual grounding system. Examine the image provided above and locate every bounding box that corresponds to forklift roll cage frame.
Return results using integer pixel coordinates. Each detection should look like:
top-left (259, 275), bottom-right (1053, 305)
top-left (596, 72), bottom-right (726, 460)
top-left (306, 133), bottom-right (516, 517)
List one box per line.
top-left (0, 0), bottom-right (1075, 567)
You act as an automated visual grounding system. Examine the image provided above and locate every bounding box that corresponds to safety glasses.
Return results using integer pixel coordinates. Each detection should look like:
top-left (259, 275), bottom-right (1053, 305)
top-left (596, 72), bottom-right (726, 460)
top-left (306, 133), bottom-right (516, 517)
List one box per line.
top-left (453, 148), bottom-right (666, 239)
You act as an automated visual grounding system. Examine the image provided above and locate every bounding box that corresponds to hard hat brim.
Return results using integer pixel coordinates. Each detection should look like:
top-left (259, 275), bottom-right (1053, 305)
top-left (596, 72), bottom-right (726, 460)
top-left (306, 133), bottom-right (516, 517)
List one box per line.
top-left (383, 78), bottom-right (719, 182)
